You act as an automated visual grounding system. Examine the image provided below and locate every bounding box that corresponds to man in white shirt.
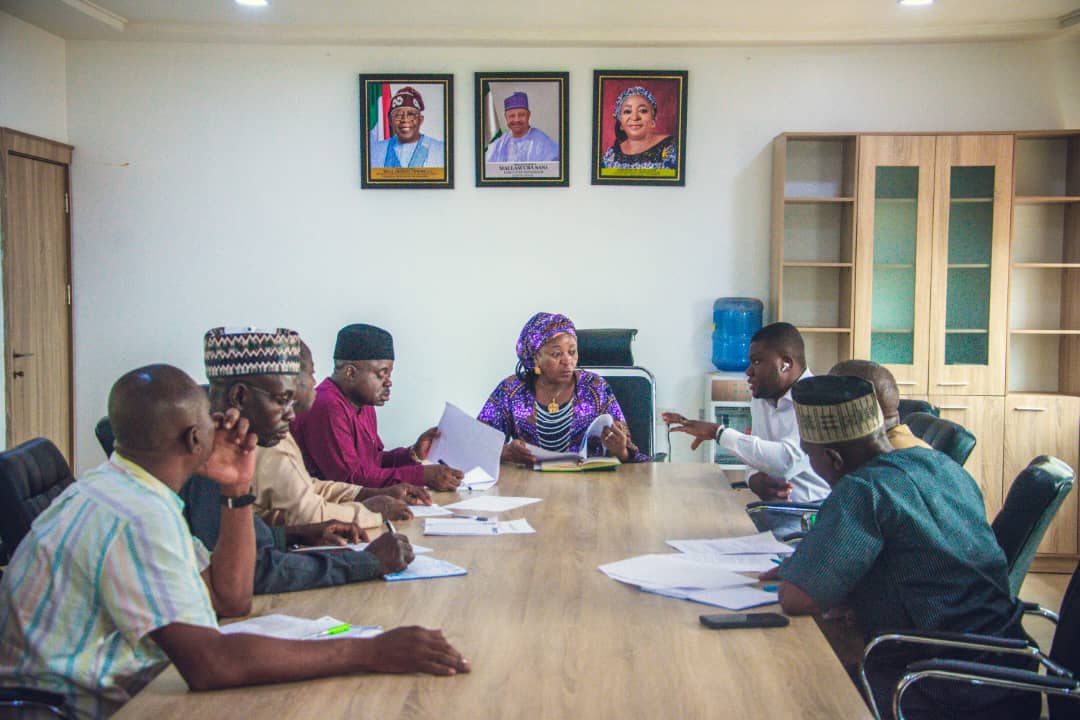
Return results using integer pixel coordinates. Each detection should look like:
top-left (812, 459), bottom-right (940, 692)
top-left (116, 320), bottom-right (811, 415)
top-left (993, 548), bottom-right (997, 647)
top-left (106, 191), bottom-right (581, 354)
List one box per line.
top-left (663, 322), bottom-right (830, 503)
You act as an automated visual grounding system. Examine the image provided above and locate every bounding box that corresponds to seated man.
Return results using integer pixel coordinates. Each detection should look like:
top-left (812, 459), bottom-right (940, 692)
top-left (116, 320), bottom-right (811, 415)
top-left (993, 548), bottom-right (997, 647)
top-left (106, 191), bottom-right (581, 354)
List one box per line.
top-left (828, 359), bottom-right (930, 451)
top-left (769, 375), bottom-right (1036, 720)
top-left (184, 327), bottom-right (415, 594)
top-left (292, 323), bottom-right (464, 491)
top-left (252, 339), bottom-right (430, 527)
top-left (0, 365), bottom-right (468, 718)
top-left (663, 322), bottom-right (829, 502)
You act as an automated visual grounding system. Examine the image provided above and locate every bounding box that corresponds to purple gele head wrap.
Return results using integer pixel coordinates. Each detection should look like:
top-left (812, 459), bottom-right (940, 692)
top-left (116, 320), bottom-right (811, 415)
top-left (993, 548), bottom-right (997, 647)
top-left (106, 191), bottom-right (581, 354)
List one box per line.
top-left (612, 86), bottom-right (657, 118)
top-left (515, 312), bottom-right (576, 369)
top-left (504, 92), bottom-right (529, 111)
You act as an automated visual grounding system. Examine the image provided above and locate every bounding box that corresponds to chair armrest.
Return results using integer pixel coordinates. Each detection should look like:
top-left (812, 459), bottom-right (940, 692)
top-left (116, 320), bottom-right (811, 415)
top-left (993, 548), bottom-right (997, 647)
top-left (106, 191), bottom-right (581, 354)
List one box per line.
top-left (729, 481), bottom-right (748, 489)
top-left (905, 658), bottom-right (1076, 689)
top-left (0, 686), bottom-right (71, 718)
top-left (1020, 601), bottom-right (1059, 624)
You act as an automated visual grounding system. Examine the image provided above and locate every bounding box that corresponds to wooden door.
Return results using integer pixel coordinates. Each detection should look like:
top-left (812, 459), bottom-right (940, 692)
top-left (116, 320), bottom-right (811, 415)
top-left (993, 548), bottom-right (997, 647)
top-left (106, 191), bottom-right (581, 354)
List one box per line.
top-left (1003, 394), bottom-right (1080, 557)
top-left (928, 394), bottom-right (1005, 521)
top-left (853, 135), bottom-right (936, 395)
top-left (1, 130), bottom-right (73, 461)
top-left (928, 135), bottom-right (1013, 396)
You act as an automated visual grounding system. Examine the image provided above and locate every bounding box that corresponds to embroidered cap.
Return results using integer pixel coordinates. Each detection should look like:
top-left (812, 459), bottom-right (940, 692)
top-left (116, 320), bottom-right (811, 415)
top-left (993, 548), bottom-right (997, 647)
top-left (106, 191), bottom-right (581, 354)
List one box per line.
top-left (504, 92), bottom-right (529, 111)
top-left (204, 327), bottom-right (302, 379)
top-left (792, 375), bottom-right (884, 444)
top-left (334, 323), bottom-right (395, 361)
top-left (388, 86), bottom-right (425, 117)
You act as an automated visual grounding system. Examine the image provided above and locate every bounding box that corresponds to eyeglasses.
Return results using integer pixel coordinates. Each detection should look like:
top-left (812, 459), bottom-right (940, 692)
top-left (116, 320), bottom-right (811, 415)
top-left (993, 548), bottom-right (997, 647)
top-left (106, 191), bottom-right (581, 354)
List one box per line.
top-left (392, 110), bottom-right (422, 121)
top-left (244, 383), bottom-right (296, 409)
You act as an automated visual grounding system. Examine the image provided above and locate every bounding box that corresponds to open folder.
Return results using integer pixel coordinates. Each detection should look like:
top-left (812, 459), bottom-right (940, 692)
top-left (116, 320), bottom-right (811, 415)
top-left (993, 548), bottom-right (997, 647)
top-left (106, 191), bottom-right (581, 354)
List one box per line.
top-left (527, 414), bottom-right (621, 472)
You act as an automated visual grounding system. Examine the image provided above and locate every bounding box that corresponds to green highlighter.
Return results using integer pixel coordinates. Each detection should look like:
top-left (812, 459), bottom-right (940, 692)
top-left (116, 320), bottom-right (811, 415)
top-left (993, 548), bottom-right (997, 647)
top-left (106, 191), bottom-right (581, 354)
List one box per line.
top-left (319, 623), bottom-right (351, 637)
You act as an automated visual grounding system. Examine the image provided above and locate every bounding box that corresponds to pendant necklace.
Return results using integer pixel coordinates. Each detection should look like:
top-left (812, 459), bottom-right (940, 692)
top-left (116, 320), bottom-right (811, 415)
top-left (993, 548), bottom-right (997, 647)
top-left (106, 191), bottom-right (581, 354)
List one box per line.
top-left (544, 386), bottom-right (565, 414)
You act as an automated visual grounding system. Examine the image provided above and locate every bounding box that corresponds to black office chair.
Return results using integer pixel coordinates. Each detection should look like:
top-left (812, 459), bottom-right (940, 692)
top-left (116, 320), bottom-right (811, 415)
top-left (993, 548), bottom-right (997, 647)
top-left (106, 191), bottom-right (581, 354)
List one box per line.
top-left (992, 455), bottom-right (1074, 598)
top-left (575, 328), bottom-right (663, 460)
top-left (0, 438), bottom-right (76, 554)
top-left (94, 416), bottom-right (116, 457)
top-left (860, 559), bottom-right (1080, 720)
top-left (897, 399), bottom-right (938, 423)
top-left (904, 412), bottom-right (976, 467)
top-left (0, 687), bottom-right (72, 718)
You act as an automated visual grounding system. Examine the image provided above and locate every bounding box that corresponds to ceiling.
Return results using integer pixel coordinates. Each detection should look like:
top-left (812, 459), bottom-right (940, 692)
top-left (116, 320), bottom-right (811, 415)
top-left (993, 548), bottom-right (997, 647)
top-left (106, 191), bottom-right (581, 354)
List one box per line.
top-left (2, 0), bottom-right (1078, 46)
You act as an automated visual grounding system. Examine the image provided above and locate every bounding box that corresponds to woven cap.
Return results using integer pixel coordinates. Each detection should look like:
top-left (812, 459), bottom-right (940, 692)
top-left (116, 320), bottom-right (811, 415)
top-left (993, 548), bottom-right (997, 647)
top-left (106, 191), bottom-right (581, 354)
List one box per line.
top-left (204, 327), bottom-right (301, 379)
top-left (792, 375), bottom-right (884, 444)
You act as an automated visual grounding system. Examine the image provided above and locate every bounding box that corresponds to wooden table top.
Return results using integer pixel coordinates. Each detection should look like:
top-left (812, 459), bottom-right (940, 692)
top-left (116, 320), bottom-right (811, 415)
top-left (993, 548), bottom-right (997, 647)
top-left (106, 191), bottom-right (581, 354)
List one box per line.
top-left (117, 462), bottom-right (871, 719)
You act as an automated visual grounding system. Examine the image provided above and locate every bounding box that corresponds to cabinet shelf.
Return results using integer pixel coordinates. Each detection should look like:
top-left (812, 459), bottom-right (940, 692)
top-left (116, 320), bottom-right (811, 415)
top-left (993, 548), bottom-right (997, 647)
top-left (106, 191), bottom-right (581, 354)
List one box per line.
top-left (784, 197), bottom-right (855, 204)
top-left (1014, 196), bottom-right (1080, 204)
top-left (945, 329), bottom-right (989, 334)
top-left (949, 198), bottom-right (994, 204)
top-left (872, 328), bottom-right (914, 334)
top-left (783, 262), bottom-right (853, 268)
top-left (874, 263), bottom-right (914, 270)
top-left (1012, 262), bottom-right (1080, 269)
top-left (1010, 329), bottom-right (1080, 335)
top-left (947, 264), bottom-right (991, 269)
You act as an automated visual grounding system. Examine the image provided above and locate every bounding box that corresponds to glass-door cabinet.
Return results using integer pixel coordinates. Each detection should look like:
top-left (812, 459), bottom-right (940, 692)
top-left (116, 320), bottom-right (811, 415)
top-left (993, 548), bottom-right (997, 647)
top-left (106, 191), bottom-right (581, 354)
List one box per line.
top-left (853, 136), bottom-right (936, 395)
top-left (929, 135), bottom-right (1013, 396)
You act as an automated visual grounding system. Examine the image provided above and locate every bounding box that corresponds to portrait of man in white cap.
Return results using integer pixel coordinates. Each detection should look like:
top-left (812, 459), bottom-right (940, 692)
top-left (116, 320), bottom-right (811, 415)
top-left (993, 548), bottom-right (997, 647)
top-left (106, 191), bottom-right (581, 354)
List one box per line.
top-left (370, 85), bottom-right (446, 169)
top-left (484, 91), bottom-right (560, 164)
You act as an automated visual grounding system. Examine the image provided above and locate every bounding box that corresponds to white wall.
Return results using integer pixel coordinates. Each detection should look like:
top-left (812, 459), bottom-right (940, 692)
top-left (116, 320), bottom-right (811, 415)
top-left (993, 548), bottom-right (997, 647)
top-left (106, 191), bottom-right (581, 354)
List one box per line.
top-left (0, 9), bottom-right (68, 450)
top-left (65, 38), bottom-right (1079, 472)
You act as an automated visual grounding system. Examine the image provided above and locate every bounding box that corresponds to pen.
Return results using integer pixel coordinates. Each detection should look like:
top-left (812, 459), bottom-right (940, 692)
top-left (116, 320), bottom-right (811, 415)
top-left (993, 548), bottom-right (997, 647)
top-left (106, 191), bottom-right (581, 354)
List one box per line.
top-left (440, 459), bottom-right (472, 492)
top-left (763, 584), bottom-right (779, 592)
top-left (385, 518), bottom-right (395, 535)
top-left (318, 623), bottom-right (351, 637)
top-left (770, 558), bottom-right (782, 565)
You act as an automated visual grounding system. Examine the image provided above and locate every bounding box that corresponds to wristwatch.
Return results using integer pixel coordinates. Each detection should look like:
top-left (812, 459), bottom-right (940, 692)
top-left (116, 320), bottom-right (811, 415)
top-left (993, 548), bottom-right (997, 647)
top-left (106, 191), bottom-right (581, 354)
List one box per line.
top-left (714, 425), bottom-right (727, 443)
top-left (220, 492), bottom-right (256, 509)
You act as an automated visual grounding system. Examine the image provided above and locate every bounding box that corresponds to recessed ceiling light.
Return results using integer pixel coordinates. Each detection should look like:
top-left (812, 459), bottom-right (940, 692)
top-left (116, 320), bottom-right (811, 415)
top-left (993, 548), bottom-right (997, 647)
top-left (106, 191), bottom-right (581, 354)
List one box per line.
top-left (898, 0), bottom-right (933, 5)
top-left (236, 0), bottom-right (268, 7)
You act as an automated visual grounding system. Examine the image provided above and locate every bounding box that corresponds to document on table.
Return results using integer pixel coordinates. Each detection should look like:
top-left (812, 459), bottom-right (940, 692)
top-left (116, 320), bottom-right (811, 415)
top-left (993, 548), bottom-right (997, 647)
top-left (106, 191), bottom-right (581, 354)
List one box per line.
top-left (526, 413), bottom-right (615, 463)
top-left (667, 553), bottom-right (780, 573)
top-left (220, 614), bottom-right (382, 640)
top-left (666, 531), bottom-right (795, 557)
top-left (427, 402), bottom-right (504, 482)
top-left (641, 586), bottom-right (779, 610)
top-left (460, 467), bottom-right (497, 491)
top-left (293, 542), bottom-right (434, 554)
top-left (409, 504), bottom-right (454, 517)
top-left (599, 554), bottom-right (757, 590)
top-left (424, 517), bottom-right (535, 535)
top-left (444, 496), bottom-right (541, 513)
top-left (384, 555), bottom-right (467, 582)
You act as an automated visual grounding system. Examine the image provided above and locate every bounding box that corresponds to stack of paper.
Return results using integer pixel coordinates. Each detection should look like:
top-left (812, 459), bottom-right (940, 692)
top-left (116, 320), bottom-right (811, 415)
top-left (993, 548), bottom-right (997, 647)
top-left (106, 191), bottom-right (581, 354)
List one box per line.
top-left (384, 555), bottom-right (467, 582)
top-left (664, 531), bottom-right (794, 572)
top-left (220, 614), bottom-right (382, 640)
top-left (427, 402), bottom-right (503, 484)
top-left (460, 467), bottom-right (497, 491)
top-left (424, 517), bottom-right (535, 536)
top-left (444, 496), bottom-right (541, 513)
top-left (409, 504), bottom-right (454, 518)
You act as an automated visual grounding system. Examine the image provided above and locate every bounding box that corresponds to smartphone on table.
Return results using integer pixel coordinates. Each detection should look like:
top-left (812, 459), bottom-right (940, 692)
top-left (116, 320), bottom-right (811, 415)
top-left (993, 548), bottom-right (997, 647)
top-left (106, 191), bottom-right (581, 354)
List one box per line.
top-left (699, 612), bottom-right (789, 629)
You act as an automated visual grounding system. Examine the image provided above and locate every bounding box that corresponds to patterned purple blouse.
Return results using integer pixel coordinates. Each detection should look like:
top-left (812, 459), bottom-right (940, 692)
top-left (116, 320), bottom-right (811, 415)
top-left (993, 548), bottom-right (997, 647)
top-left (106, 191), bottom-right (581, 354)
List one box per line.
top-left (477, 370), bottom-right (650, 463)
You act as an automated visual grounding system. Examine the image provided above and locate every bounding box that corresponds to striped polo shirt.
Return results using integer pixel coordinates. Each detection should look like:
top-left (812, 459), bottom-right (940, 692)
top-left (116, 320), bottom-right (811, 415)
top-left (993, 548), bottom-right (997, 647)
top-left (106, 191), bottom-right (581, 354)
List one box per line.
top-left (0, 454), bottom-right (218, 718)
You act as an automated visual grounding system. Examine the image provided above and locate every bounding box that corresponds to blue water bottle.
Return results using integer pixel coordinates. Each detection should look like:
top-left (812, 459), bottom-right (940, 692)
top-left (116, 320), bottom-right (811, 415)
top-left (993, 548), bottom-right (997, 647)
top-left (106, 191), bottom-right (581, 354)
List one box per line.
top-left (712, 298), bottom-right (763, 371)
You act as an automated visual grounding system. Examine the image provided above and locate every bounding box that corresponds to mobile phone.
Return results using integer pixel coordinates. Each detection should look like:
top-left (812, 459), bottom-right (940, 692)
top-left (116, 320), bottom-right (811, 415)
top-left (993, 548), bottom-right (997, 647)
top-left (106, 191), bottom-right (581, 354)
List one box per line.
top-left (699, 612), bottom-right (790, 630)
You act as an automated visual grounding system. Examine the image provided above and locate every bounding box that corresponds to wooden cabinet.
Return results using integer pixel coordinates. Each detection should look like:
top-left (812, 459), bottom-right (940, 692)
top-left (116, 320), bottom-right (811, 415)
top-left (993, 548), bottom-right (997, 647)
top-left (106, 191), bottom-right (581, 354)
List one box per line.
top-left (773, 130), bottom-right (1079, 568)
top-left (1003, 394), bottom-right (1080, 558)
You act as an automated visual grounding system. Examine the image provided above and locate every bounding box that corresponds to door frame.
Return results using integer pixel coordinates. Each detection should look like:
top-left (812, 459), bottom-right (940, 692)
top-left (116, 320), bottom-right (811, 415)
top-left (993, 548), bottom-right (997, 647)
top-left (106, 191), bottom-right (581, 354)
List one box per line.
top-left (0, 128), bottom-right (75, 456)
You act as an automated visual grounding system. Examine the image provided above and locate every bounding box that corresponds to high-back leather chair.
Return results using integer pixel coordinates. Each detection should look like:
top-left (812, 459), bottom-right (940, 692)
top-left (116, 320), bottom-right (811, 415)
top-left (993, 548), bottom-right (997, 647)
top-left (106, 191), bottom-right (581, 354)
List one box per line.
top-left (896, 399), bottom-right (938, 423)
top-left (95, 416), bottom-right (116, 457)
top-left (575, 328), bottom-right (662, 459)
top-left (904, 411), bottom-right (976, 467)
top-left (0, 438), bottom-right (75, 554)
top-left (992, 455), bottom-right (1075, 597)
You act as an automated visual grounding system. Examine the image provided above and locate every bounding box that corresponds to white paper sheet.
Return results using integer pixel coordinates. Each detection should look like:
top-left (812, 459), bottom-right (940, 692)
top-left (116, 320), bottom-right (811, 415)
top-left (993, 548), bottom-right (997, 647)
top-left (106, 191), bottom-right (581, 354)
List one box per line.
top-left (497, 518), bottom-right (535, 534)
top-left (292, 542), bottom-right (433, 554)
top-left (427, 402), bottom-right (504, 482)
top-left (408, 504), bottom-right (454, 517)
top-left (599, 554), bottom-right (758, 590)
top-left (666, 532), bottom-right (795, 556)
top-left (460, 467), bottom-right (497, 491)
top-left (220, 614), bottom-right (382, 640)
top-left (424, 518), bottom-right (500, 536)
top-left (444, 496), bottom-right (541, 513)
top-left (384, 555), bottom-right (467, 582)
top-left (672, 553), bottom-right (780, 573)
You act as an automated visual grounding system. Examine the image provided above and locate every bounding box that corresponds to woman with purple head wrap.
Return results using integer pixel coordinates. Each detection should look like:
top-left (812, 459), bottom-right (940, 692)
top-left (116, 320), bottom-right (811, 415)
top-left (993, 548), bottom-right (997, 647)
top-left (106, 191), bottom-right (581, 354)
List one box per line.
top-left (601, 85), bottom-right (677, 171)
top-left (478, 312), bottom-right (649, 466)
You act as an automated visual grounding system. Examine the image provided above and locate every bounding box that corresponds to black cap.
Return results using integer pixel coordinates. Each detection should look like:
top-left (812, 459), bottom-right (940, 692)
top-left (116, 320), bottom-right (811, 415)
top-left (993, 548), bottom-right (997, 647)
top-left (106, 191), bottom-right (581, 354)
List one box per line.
top-left (334, 323), bottom-right (394, 361)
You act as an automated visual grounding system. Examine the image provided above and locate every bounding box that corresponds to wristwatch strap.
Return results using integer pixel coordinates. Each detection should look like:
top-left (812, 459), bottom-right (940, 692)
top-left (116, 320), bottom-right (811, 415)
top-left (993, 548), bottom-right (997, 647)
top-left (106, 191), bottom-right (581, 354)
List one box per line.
top-left (714, 425), bottom-right (727, 443)
top-left (220, 493), bottom-right (256, 509)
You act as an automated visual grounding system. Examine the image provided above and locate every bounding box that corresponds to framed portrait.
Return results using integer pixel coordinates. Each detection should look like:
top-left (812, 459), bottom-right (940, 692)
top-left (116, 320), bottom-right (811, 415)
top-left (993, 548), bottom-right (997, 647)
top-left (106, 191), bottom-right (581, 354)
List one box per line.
top-left (359, 74), bottom-right (453, 189)
top-left (591, 70), bottom-right (688, 186)
top-left (474, 72), bottom-right (569, 187)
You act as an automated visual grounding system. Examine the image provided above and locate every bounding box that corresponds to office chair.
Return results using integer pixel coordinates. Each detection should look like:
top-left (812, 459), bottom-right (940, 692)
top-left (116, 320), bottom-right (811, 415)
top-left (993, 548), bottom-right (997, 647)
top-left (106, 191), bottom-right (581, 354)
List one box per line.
top-left (897, 399), bottom-right (938, 423)
top-left (859, 559), bottom-right (1080, 720)
top-left (904, 412), bottom-right (976, 467)
top-left (575, 328), bottom-right (664, 459)
top-left (0, 687), bottom-right (72, 718)
top-left (992, 455), bottom-right (1074, 598)
top-left (94, 416), bottom-right (116, 457)
top-left (0, 438), bottom-right (75, 554)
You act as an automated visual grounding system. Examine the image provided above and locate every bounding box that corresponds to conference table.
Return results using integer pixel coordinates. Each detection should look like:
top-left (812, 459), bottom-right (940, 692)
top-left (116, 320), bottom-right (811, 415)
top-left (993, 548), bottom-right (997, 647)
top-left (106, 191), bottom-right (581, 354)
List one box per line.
top-left (118, 463), bottom-right (871, 719)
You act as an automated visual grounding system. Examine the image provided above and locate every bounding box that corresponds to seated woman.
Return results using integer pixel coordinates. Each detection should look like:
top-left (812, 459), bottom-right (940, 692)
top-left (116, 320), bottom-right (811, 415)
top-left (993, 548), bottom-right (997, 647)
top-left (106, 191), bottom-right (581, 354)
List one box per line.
top-left (478, 312), bottom-right (650, 465)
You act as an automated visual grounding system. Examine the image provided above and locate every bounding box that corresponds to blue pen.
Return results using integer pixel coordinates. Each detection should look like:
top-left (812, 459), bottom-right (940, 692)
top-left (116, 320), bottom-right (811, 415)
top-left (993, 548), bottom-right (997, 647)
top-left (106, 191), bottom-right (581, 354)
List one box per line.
top-left (770, 558), bottom-right (782, 565)
top-left (763, 584), bottom-right (779, 592)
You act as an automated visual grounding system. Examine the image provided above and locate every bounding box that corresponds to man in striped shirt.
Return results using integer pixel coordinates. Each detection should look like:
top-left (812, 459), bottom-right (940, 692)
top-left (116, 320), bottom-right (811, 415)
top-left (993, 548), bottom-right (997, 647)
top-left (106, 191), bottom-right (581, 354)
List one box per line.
top-left (0, 363), bottom-right (469, 718)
